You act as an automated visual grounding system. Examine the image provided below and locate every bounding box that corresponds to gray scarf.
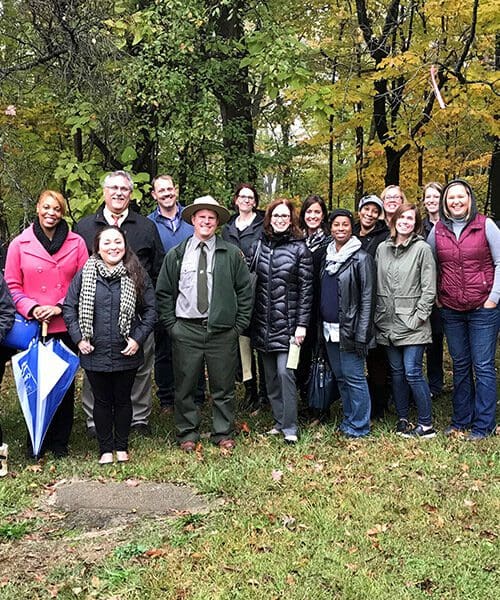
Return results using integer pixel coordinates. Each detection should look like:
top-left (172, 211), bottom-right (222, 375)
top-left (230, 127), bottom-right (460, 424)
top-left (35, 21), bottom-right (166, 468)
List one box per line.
top-left (325, 236), bottom-right (362, 275)
top-left (78, 255), bottom-right (136, 342)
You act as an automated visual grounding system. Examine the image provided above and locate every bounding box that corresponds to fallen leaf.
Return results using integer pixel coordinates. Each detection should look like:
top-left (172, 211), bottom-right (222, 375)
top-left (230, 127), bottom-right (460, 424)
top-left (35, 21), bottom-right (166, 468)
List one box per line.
top-left (302, 454), bottom-right (315, 460)
top-left (434, 515), bottom-right (445, 529)
top-left (126, 479), bottom-right (140, 487)
top-left (367, 524), bottom-right (388, 536)
top-left (286, 574), bottom-right (296, 585)
top-left (240, 421), bottom-right (251, 434)
top-left (48, 584), bottom-right (63, 598)
top-left (145, 548), bottom-right (167, 558)
top-left (480, 530), bottom-right (497, 541)
top-left (271, 469), bottom-right (283, 482)
top-left (422, 503), bottom-right (438, 513)
top-left (195, 442), bottom-right (204, 461)
top-left (463, 499), bottom-right (476, 508)
top-left (90, 576), bottom-right (101, 588)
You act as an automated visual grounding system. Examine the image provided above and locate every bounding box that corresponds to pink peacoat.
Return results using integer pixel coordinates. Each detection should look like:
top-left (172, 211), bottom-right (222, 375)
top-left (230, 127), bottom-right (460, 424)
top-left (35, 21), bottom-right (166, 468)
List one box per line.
top-left (5, 225), bottom-right (88, 334)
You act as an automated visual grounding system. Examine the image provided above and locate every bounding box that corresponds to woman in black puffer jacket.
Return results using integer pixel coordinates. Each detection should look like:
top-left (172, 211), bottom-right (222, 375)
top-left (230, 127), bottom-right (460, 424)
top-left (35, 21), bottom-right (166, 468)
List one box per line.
top-left (250, 199), bottom-right (313, 444)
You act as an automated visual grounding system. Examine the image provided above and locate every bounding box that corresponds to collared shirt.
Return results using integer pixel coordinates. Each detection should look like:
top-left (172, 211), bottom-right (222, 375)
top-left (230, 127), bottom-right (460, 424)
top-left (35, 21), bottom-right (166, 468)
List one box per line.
top-left (148, 204), bottom-right (194, 253)
top-left (155, 205), bottom-right (182, 233)
top-left (176, 234), bottom-right (216, 318)
top-left (323, 322), bottom-right (340, 343)
top-left (103, 206), bottom-right (129, 227)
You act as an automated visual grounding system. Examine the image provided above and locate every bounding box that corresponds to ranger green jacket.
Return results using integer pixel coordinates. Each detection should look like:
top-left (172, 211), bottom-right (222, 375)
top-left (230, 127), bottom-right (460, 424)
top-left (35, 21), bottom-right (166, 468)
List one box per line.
top-left (156, 236), bottom-right (253, 334)
top-left (375, 234), bottom-right (436, 346)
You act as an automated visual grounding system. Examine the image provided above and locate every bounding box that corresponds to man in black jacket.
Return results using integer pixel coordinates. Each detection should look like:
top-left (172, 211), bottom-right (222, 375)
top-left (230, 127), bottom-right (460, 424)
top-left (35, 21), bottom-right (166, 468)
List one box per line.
top-left (74, 170), bottom-right (164, 435)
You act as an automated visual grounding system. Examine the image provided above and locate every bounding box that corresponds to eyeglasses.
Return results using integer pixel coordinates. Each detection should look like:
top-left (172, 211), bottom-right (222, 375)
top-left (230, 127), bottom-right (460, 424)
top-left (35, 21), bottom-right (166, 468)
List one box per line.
top-left (238, 195), bottom-right (255, 202)
top-left (385, 195), bottom-right (401, 200)
top-left (271, 214), bottom-right (291, 220)
top-left (105, 185), bottom-right (131, 193)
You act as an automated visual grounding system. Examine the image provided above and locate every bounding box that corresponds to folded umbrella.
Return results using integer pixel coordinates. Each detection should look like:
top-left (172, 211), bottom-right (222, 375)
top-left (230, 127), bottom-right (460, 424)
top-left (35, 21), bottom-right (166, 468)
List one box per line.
top-left (12, 324), bottom-right (79, 458)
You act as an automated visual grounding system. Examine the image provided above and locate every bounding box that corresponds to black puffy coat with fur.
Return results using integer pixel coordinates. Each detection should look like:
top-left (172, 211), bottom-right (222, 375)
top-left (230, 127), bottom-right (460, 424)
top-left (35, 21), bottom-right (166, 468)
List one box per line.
top-left (250, 233), bottom-right (313, 352)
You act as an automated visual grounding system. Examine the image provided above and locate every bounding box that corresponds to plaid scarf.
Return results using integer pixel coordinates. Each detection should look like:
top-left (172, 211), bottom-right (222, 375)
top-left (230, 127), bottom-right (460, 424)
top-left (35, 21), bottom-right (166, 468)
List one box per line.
top-left (78, 255), bottom-right (136, 342)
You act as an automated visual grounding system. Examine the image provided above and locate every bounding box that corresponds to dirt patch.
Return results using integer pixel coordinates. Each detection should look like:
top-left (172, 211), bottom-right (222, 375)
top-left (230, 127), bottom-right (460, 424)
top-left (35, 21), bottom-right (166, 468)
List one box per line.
top-left (0, 478), bottom-right (221, 587)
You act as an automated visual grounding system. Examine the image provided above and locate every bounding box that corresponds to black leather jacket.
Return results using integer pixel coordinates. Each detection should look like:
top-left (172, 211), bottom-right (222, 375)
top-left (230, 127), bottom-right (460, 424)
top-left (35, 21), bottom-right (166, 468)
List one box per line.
top-left (251, 232), bottom-right (313, 353)
top-left (319, 245), bottom-right (376, 352)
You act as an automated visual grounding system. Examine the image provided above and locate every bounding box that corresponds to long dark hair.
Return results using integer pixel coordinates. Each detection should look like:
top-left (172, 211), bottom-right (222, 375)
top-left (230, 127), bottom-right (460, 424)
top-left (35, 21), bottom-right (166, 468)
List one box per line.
top-left (263, 198), bottom-right (302, 238)
top-left (299, 194), bottom-right (328, 233)
top-left (93, 226), bottom-right (146, 303)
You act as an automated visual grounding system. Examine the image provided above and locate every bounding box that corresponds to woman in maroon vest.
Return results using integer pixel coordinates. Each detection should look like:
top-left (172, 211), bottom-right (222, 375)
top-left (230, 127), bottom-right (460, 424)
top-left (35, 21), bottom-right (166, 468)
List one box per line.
top-left (427, 179), bottom-right (500, 440)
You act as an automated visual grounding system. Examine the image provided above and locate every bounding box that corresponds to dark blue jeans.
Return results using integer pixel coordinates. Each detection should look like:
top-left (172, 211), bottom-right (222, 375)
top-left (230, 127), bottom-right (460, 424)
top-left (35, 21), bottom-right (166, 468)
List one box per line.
top-left (325, 342), bottom-right (371, 437)
top-left (386, 344), bottom-right (432, 427)
top-left (426, 306), bottom-right (444, 395)
top-left (441, 306), bottom-right (499, 436)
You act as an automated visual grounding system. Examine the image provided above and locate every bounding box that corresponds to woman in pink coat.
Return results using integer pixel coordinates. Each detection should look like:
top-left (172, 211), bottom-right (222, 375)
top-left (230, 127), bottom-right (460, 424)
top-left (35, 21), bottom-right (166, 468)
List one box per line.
top-left (5, 190), bottom-right (88, 458)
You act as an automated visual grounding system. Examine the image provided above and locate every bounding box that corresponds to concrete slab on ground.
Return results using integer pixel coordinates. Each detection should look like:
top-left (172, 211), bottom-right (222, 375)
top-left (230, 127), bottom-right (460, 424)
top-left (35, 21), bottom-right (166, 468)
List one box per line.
top-left (45, 479), bottom-right (218, 520)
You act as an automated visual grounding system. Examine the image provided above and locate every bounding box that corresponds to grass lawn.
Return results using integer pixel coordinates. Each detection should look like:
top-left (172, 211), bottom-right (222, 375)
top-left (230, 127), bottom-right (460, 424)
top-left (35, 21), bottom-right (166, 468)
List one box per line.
top-left (0, 366), bottom-right (498, 600)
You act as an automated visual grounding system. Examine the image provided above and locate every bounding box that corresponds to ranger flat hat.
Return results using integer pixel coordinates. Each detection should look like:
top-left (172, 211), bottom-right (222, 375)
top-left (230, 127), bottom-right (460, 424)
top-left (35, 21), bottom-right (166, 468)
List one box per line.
top-left (182, 195), bottom-right (231, 225)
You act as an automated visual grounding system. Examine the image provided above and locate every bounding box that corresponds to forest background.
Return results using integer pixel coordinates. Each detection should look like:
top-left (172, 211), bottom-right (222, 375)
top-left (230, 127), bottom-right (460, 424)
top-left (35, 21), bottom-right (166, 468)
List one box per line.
top-left (0, 0), bottom-right (499, 240)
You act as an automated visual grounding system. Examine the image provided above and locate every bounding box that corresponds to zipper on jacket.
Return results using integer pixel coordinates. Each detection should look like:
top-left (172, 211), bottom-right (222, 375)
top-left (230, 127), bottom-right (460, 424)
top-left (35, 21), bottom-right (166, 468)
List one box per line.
top-left (264, 247), bottom-right (274, 349)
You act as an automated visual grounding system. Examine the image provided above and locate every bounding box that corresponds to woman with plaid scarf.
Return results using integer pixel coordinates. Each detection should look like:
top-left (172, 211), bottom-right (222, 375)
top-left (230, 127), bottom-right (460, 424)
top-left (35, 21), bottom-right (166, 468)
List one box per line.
top-left (64, 226), bottom-right (156, 464)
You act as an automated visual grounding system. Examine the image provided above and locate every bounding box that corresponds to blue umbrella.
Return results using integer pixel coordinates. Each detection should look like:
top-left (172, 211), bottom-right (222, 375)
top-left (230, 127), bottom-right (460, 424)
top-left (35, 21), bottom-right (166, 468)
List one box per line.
top-left (12, 335), bottom-right (79, 458)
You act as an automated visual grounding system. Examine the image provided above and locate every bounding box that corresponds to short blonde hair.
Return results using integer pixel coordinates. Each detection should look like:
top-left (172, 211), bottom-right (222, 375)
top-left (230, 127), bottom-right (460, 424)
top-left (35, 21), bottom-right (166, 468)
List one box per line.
top-left (381, 185), bottom-right (407, 204)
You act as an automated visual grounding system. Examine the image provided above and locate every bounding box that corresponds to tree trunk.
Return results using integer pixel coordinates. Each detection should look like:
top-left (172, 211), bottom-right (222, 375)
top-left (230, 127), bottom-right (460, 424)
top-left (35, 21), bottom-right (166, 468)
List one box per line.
top-left (487, 138), bottom-right (500, 221)
top-left (355, 123), bottom-right (364, 203)
top-left (209, 2), bottom-right (256, 190)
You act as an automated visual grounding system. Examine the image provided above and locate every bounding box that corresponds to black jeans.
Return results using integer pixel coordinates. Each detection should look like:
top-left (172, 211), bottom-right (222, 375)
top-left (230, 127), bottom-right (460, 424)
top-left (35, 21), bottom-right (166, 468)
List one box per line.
top-left (87, 368), bottom-right (137, 454)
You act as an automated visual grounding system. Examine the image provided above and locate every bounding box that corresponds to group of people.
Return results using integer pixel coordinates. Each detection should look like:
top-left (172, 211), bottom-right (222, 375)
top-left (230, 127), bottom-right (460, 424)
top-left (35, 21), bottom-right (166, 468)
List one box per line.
top-left (0, 172), bottom-right (498, 465)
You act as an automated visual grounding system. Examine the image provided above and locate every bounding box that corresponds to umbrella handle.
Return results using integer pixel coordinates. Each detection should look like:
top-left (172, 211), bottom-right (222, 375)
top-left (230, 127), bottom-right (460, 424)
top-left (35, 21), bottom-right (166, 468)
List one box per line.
top-left (42, 321), bottom-right (48, 342)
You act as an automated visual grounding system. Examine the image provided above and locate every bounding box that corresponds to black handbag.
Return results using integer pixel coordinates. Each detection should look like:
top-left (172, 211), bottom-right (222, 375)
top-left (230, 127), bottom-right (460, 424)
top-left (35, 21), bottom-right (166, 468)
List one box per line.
top-left (307, 344), bottom-right (338, 411)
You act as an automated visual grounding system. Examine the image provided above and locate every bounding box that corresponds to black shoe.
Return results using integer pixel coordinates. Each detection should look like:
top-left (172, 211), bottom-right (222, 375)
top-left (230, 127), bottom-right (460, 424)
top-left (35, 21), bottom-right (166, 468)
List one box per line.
top-left (401, 424), bottom-right (436, 439)
top-left (51, 446), bottom-right (69, 458)
top-left (87, 426), bottom-right (97, 440)
top-left (395, 419), bottom-right (411, 435)
top-left (131, 423), bottom-right (151, 436)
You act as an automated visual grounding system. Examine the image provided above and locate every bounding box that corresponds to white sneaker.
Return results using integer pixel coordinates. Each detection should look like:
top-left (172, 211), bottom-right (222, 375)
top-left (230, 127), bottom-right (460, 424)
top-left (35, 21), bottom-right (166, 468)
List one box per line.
top-left (266, 427), bottom-right (281, 435)
top-left (284, 434), bottom-right (298, 444)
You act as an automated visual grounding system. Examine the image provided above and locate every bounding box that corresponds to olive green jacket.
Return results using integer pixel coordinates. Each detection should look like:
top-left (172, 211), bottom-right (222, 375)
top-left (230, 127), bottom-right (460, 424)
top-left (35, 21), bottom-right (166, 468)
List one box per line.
top-left (156, 236), bottom-right (253, 335)
top-left (374, 234), bottom-right (436, 346)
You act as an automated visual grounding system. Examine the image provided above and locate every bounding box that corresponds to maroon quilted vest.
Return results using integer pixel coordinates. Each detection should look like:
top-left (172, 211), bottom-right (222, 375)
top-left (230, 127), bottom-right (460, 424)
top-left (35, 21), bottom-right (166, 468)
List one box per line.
top-left (435, 214), bottom-right (494, 311)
